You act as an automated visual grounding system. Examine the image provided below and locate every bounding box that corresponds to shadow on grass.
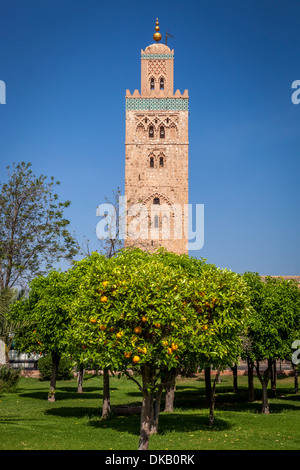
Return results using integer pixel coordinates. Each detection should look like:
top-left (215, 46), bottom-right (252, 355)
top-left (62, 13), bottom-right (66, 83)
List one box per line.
top-left (18, 387), bottom-right (118, 402)
top-left (44, 405), bottom-right (231, 436)
top-left (89, 411), bottom-right (231, 436)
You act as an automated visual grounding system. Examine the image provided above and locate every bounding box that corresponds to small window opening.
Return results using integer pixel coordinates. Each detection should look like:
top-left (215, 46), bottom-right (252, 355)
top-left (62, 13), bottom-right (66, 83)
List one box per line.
top-left (150, 78), bottom-right (155, 90)
top-left (149, 126), bottom-right (154, 138)
top-left (160, 78), bottom-right (164, 90)
top-left (160, 126), bottom-right (165, 138)
top-left (150, 157), bottom-right (154, 168)
top-left (159, 157), bottom-right (164, 167)
top-left (153, 197), bottom-right (160, 205)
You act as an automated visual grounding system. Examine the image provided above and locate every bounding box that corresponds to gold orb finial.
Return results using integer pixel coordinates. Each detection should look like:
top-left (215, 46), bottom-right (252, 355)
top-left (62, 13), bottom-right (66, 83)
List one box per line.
top-left (153, 18), bottom-right (162, 43)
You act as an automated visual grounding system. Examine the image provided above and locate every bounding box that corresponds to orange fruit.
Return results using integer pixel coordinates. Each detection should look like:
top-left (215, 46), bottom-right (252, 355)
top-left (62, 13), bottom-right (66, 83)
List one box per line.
top-left (124, 352), bottom-right (131, 359)
top-left (90, 317), bottom-right (97, 323)
top-left (154, 323), bottom-right (161, 329)
top-left (141, 316), bottom-right (147, 323)
top-left (138, 346), bottom-right (147, 354)
top-left (100, 296), bottom-right (107, 303)
top-left (134, 326), bottom-right (142, 334)
top-left (132, 355), bottom-right (140, 364)
top-left (202, 325), bottom-right (208, 331)
top-left (171, 343), bottom-right (178, 351)
top-left (167, 348), bottom-right (173, 355)
top-left (103, 281), bottom-right (108, 288)
top-left (99, 325), bottom-right (106, 331)
top-left (116, 331), bottom-right (123, 339)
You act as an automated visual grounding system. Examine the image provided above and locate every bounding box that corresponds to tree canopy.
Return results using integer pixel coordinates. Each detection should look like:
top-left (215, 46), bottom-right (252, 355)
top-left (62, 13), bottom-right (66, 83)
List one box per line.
top-left (0, 162), bottom-right (78, 289)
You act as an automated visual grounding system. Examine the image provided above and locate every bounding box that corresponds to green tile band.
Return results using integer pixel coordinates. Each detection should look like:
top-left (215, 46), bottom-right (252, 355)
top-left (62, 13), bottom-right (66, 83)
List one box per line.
top-left (126, 98), bottom-right (188, 111)
top-left (141, 54), bottom-right (174, 59)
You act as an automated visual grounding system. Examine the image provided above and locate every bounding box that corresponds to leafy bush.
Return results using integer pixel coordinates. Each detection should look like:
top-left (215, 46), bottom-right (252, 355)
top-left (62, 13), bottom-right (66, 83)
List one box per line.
top-left (0, 365), bottom-right (20, 392)
top-left (38, 355), bottom-right (73, 381)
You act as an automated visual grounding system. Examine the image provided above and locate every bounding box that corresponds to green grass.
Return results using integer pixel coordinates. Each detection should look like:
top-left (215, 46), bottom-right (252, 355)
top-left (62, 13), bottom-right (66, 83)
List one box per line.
top-left (1, 373), bottom-right (300, 450)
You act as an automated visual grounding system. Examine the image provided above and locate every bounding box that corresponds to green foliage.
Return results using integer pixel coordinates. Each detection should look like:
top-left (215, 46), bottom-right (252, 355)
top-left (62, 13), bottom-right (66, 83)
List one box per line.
top-left (0, 365), bottom-right (20, 392)
top-left (67, 248), bottom-right (251, 375)
top-left (37, 355), bottom-right (73, 381)
top-left (0, 161), bottom-right (78, 289)
top-left (8, 269), bottom-right (80, 357)
top-left (243, 273), bottom-right (300, 361)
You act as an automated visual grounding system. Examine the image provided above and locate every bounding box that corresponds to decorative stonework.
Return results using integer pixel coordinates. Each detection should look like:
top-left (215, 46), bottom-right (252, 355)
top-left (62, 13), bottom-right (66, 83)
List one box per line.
top-left (126, 98), bottom-right (189, 111)
top-left (147, 60), bottom-right (167, 76)
top-left (125, 38), bottom-right (189, 254)
top-left (141, 54), bottom-right (174, 59)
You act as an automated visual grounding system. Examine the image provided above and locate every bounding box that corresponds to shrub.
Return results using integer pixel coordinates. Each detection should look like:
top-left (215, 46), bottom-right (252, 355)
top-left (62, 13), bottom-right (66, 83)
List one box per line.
top-left (38, 355), bottom-right (73, 381)
top-left (0, 365), bottom-right (21, 392)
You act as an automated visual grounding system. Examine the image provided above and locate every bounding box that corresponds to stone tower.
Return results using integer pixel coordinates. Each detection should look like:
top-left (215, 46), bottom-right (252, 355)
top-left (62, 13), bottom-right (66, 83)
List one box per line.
top-left (125, 19), bottom-right (189, 254)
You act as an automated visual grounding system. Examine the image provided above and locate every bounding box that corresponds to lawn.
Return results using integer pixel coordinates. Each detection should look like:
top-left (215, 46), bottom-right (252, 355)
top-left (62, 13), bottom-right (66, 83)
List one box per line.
top-left (1, 372), bottom-right (300, 450)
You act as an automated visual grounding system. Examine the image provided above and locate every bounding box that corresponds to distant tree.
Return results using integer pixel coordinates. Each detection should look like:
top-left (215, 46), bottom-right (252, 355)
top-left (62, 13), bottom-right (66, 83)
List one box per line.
top-left (0, 162), bottom-right (78, 289)
top-left (9, 270), bottom-right (79, 401)
top-left (244, 273), bottom-right (300, 413)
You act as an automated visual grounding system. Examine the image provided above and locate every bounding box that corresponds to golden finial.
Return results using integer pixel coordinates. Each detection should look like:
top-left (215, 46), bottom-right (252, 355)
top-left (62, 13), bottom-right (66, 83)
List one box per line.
top-left (153, 18), bottom-right (162, 43)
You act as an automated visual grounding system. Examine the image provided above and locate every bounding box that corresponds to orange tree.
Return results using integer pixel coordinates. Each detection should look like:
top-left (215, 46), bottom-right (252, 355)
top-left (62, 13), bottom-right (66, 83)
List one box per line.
top-left (67, 248), bottom-right (251, 450)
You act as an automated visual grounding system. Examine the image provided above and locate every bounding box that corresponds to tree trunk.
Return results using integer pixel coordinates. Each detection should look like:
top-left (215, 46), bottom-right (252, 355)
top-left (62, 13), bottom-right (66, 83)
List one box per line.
top-left (270, 360), bottom-right (277, 398)
top-left (232, 363), bottom-right (238, 393)
top-left (150, 385), bottom-right (163, 435)
top-left (261, 379), bottom-right (270, 414)
top-left (247, 357), bottom-right (255, 402)
top-left (138, 365), bottom-right (153, 450)
top-left (205, 366), bottom-right (211, 407)
top-left (255, 360), bottom-right (271, 414)
top-left (102, 368), bottom-right (111, 419)
top-left (48, 353), bottom-right (60, 402)
top-left (164, 368), bottom-right (176, 412)
top-left (77, 364), bottom-right (85, 393)
top-left (293, 363), bottom-right (299, 394)
top-left (209, 368), bottom-right (220, 426)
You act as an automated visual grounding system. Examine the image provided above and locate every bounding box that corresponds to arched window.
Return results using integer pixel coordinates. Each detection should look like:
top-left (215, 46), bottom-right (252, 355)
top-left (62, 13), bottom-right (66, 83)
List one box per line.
top-left (150, 78), bottom-right (155, 90)
top-left (149, 126), bottom-right (154, 138)
top-left (160, 126), bottom-right (165, 139)
top-left (154, 214), bottom-right (159, 229)
top-left (160, 77), bottom-right (164, 90)
top-left (150, 157), bottom-right (154, 168)
top-left (159, 156), bottom-right (164, 167)
top-left (153, 197), bottom-right (160, 205)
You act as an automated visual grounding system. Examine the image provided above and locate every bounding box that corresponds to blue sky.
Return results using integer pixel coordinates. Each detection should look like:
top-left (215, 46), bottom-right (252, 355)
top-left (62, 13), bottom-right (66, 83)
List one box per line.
top-left (0, 0), bottom-right (299, 275)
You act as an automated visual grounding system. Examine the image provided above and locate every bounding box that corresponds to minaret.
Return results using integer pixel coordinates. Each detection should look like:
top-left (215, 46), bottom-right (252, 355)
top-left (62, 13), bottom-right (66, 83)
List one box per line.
top-left (125, 19), bottom-right (189, 254)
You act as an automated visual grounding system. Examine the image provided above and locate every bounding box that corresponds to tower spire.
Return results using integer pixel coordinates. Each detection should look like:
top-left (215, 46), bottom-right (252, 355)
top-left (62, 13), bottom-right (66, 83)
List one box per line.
top-left (153, 18), bottom-right (162, 43)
